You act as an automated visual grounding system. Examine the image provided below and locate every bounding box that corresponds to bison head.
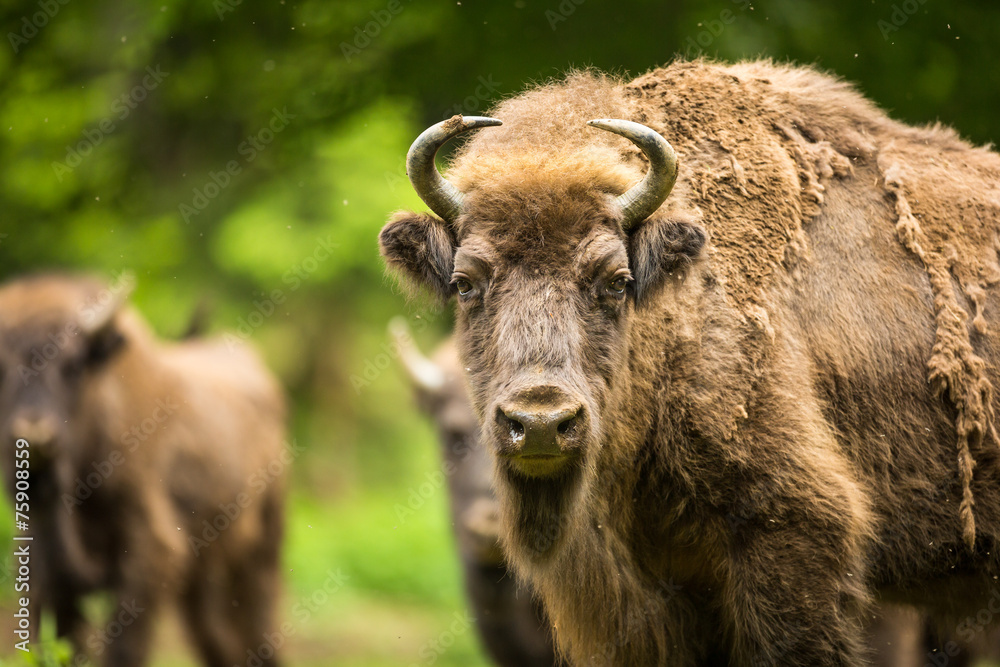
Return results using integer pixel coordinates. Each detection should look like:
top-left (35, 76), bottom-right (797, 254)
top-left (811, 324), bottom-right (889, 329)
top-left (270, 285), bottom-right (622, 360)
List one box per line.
top-left (380, 116), bottom-right (705, 562)
top-left (0, 275), bottom-right (130, 472)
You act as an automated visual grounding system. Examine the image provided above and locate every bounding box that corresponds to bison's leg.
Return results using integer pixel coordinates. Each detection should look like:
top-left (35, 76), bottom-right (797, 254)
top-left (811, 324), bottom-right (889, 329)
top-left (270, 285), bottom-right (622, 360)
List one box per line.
top-left (54, 592), bottom-right (92, 661)
top-left (722, 522), bottom-right (869, 666)
top-left (227, 490), bottom-right (284, 666)
top-left (99, 593), bottom-right (159, 667)
top-left (863, 604), bottom-right (923, 667)
top-left (103, 486), bottom-right (183, 667)
top-left (178, 569), bottom-right (245, 667)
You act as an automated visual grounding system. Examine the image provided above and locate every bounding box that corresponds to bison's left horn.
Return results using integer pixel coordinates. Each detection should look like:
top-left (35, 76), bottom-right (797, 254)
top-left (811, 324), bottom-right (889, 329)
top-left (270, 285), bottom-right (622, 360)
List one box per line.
top-left (587, 119), bottom-right (678, 232)
top-left (407, 115), bottom-right (502, 222)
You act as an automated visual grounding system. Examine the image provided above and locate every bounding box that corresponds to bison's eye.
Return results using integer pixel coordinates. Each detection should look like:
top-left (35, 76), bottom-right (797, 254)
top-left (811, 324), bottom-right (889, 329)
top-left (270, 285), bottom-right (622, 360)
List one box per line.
top-left (61, 356), bottom-right (84, 380)
top-left (607, 275), bottom-right (630, 296)
top-left (452, 276), bottom-right (475, 297)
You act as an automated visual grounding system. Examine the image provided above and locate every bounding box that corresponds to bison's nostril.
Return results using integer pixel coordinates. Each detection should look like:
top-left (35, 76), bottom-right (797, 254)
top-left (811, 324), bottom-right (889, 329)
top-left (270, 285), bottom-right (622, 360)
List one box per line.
top-left (497, 408), bottom-right (525, 440)
top-left (556, 412), bottom-right (577, 435)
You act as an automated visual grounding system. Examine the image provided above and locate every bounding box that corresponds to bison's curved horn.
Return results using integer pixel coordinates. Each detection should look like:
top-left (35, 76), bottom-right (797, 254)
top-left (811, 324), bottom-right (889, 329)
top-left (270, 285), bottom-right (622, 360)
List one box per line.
top-left (407, 115), bottom-right (503, 222)
top-left (388, 317), bottom-right (445, 394)
top-left (587, 119), bottom-right (678, 231)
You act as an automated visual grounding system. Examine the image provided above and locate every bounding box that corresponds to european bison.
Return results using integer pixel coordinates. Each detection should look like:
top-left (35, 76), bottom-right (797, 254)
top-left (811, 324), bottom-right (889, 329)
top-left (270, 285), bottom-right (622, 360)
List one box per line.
top-left (380, 59), bottom-right (1000, 665)
top-left (390, 319), bottom-right (557, 667)
top-left (0, 274), bottom-right (287, 666)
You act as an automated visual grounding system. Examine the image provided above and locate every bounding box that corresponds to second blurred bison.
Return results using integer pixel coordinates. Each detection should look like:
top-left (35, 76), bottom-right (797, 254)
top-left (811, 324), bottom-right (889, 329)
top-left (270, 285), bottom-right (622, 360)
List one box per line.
top-left (0, 274), bottom-right (288, 667)
top-left (391, 319), bottom-right (556, 667)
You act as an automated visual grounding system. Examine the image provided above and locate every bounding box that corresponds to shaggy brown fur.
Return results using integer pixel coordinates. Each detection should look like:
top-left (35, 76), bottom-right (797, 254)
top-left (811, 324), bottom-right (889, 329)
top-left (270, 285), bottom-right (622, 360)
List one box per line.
top-left (0, 274), bottom-right (287, 667)
top-left (394, 325), bottom-right (557, 666)
top-left (380, 59), bottom-right (1000, 666)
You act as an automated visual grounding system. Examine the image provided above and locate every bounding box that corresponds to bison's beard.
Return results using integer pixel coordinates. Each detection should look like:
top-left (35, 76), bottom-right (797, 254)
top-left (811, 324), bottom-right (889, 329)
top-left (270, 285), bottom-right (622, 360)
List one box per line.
top-left (494, 455), bottom-right (591, 566)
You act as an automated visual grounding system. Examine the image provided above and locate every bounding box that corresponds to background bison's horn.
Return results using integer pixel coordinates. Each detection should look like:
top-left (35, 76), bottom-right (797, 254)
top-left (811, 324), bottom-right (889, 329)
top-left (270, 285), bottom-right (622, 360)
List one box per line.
top-left (587, 119), bottom-right (678, 231)
top-left (406, 115), bottom-right (503, 222)
top-left (81, 272), bottom-right (135, 335)
top-left (388, 317), bottom-right (445, 394)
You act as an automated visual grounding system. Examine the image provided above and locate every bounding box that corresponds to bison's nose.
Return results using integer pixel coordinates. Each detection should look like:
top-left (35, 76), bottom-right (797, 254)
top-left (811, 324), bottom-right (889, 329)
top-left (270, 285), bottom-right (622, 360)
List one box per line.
top-left (496, 398), bottom-right (585, 476)
top-left (11, 415), bottom-right (58, 448)
top-left (500, 405), bottom-right (580, 451)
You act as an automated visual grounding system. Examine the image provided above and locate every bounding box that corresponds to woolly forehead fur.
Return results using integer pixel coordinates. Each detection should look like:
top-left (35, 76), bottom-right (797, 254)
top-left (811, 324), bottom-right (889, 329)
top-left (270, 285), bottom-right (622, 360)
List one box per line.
top-left (447, 71), bottom-right (642, 240)
top-left (0, 274), bottom-right (110, 334)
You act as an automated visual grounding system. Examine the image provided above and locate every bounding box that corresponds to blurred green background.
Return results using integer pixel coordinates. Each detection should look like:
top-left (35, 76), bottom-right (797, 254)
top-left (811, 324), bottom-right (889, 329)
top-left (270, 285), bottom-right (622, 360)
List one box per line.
top-left (0, 0), bottom-right (997, 665)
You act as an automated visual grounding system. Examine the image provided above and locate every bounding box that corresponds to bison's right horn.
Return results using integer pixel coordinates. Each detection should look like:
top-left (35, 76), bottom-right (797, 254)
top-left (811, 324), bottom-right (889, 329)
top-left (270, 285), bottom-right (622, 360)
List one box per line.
top-left (406, 115), bottom-right (502, 222)
top-left (587, 119), bottom-right (678, 232)
top-left (389, 317), bottom-right (445, 394)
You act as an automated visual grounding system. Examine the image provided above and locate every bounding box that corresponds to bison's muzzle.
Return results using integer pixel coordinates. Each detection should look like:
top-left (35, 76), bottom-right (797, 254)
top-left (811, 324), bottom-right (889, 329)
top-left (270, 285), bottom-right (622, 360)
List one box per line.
top-left (495, 385), bottom-right (587, 477)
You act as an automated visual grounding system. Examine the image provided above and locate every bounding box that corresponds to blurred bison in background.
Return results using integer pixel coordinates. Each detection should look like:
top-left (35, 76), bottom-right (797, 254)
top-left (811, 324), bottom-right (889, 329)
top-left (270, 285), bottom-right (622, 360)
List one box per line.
top-left (381, 59), bottom-right (1000, 665)
top-left (390, 319), bottom-right (557, 667)
top-left (0, 274), bottom-right (287, 667)
top-left (865, 604), bottom-right (1000, 667)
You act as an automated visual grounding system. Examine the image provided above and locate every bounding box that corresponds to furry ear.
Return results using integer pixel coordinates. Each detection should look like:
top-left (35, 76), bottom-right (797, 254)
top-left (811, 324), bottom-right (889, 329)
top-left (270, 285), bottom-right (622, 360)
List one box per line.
top-left (85, 315), bottom-right (127, 367)
top-left (379, 211), bottom-right (457, 300)
top-left (627, 214), bottom-right (707, 306)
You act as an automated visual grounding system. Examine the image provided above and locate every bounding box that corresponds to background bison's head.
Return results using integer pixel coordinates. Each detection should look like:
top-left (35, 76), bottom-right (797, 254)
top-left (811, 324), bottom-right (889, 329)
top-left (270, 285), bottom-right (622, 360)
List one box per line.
top-left (380, 87), bottom-right (706, 561)
top-left (0, 274), bottom-right (131, 473)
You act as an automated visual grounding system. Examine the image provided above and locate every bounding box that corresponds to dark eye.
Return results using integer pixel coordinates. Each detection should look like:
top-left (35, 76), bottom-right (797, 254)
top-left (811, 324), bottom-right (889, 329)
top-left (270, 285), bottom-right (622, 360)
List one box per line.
top-left (608, 276), bottom-right (629, 295)
top-left (62, 356), bottom-right (84, 380)
top-left (453, 278), bottom-right (474, 296)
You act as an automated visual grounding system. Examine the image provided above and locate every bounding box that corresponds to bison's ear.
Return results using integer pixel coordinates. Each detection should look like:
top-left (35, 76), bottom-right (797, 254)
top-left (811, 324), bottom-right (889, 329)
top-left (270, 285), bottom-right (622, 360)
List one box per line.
top-left (380, 211), bottom-right (457, 300)
top-left (627, 215), bottom-right (707, 306)
top-left (85, 315), bottom-right (127, 367)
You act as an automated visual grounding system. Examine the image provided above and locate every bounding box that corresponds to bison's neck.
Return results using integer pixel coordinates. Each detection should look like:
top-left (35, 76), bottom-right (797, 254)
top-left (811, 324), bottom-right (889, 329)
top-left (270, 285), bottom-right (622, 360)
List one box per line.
top-left (78, 338), bottom-right (173, 462)
top-left (523, 493), bottom-right (712, 665)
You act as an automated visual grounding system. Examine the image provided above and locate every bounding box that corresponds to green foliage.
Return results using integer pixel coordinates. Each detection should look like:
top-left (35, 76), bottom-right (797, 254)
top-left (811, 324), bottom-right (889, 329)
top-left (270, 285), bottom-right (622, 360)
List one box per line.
top-left (0, 0), bottom-right (996, 664)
